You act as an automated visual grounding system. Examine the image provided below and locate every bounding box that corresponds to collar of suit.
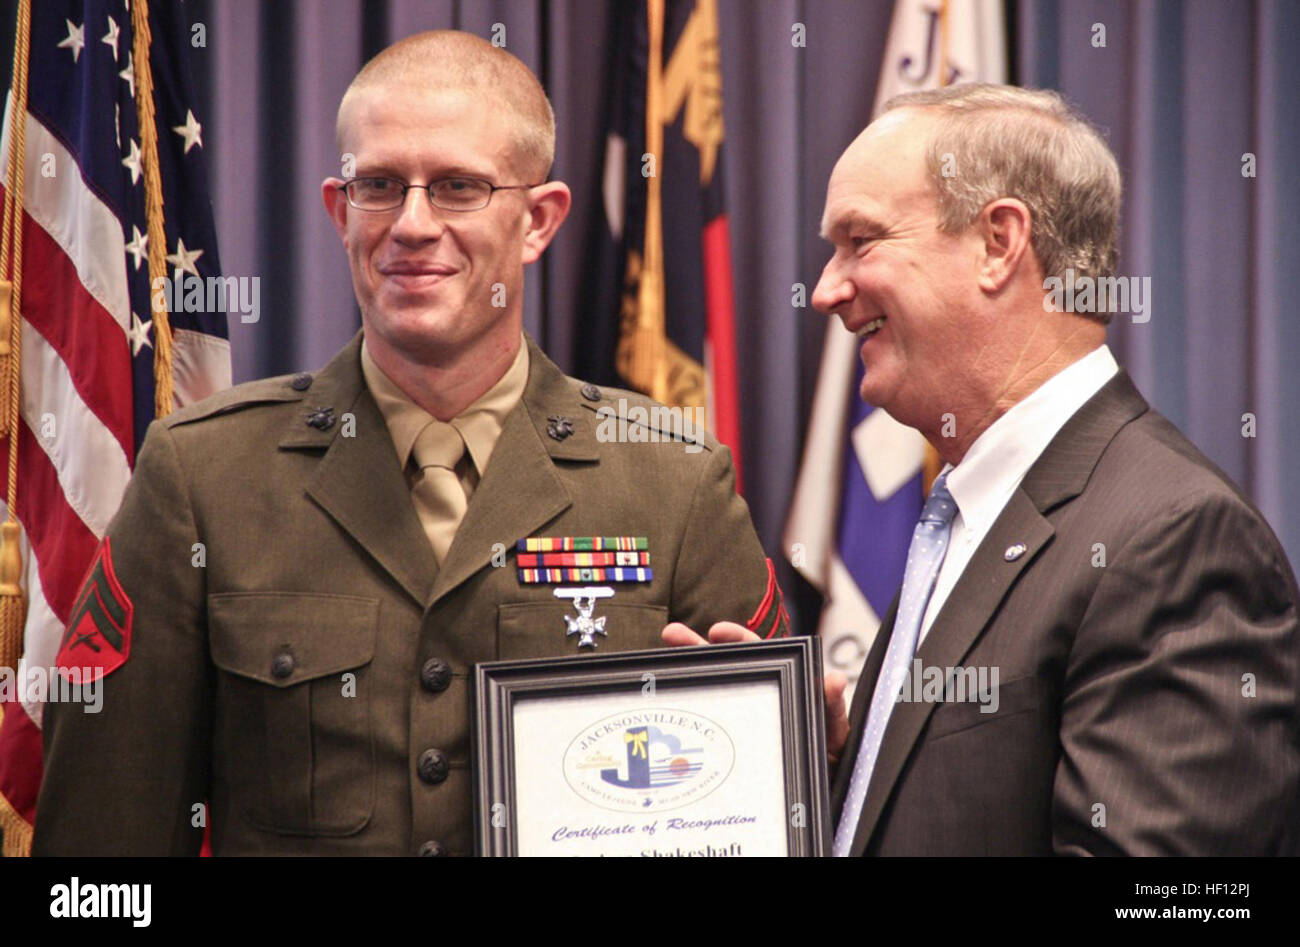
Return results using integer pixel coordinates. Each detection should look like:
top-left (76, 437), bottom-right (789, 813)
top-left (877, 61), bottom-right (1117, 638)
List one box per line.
top-left (833, 370), bottom-right (1152, 855)
top-left (275, 331), bottom-right (603, 612)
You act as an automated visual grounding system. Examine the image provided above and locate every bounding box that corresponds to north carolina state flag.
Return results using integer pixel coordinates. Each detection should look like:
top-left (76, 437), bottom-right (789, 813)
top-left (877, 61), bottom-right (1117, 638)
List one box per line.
top-left (579, 0), bottom-right (744, 490)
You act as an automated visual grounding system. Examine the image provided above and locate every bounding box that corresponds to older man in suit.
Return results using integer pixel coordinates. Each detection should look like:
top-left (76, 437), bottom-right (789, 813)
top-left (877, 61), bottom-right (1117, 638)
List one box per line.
top-left (668, 84), bottom-right (1299, 855)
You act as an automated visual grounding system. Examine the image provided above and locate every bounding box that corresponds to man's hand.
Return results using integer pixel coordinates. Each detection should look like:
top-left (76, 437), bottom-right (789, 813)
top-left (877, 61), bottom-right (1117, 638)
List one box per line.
top-left (824, 670), bottom-right (849, 766)
top-left (661, 621), bottom-right (758, 646)
top-left (661, 623), bottom-right (852, 768)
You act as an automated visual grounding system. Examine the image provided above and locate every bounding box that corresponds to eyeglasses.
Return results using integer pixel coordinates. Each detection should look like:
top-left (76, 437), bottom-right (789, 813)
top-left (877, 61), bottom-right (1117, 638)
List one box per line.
top-left (338, 176), bottom-right (539, 213)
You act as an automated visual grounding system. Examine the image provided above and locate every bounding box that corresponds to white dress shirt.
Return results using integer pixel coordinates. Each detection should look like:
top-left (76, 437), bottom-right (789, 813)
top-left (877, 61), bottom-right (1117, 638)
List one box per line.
top-left (918, 345), bottom-right (1120, 644)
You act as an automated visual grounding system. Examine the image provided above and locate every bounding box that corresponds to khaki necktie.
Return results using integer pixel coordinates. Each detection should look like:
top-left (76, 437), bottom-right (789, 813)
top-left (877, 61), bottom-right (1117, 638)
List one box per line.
top-left (410, 420), bottom-right (469, 565)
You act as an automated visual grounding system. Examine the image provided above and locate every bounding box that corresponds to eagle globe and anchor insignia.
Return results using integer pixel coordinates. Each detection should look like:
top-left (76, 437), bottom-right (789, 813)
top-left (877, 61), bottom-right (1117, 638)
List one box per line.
top-left (563, 710), bottom-right (736, 813)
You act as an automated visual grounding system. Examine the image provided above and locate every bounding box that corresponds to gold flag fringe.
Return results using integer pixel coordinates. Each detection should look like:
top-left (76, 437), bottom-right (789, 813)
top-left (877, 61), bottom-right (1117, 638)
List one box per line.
top-left (0, 0), bottom-right (32, 858)
top-left (131, 0), bottom-right (174, 419)
top-left (0, 0), bottom-right (31, 680)
top-left (0, 704), bottom-right (33, 857)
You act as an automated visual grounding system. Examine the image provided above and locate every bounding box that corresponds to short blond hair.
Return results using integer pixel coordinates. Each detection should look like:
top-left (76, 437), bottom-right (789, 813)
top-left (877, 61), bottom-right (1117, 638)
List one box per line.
top-left (884, 84), bottom-right (1121, 317)
top-left (336, 30), bottom-right (556, 181)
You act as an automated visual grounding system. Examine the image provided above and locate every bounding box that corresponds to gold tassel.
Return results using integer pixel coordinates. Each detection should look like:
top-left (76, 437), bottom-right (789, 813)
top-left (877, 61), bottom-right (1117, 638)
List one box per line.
top-left (0, 520), bottom-right (24, 674)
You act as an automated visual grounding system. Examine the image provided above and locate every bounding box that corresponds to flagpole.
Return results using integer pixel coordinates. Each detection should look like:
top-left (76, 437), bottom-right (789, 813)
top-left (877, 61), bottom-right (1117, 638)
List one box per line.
top-left (631, 0), bottom-right (668, 401)
top-left (921, 0), bottom-right (954, 496)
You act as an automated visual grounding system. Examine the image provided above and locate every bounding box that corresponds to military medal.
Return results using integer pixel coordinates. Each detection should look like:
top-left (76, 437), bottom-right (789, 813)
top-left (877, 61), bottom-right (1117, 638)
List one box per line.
top-left (554, 586), bottom-right (616, 649)
top-left (516, 536), bottom-right (652, 584)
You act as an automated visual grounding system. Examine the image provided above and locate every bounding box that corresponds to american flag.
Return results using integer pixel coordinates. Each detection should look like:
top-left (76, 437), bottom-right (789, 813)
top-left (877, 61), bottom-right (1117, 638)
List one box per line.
top-left (0, 0), bottom-right (228, 856)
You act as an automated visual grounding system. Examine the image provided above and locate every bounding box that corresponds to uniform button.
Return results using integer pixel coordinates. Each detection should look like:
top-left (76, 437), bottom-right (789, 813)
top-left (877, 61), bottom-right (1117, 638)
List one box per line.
top-left (420, 658), bottom-right (452, 693)
top-left (418, 748), bottom-right (450, 785)
top-left (290, 372), bottom-right (313, 391)
top-left (417, 840), bottom-right (448, 857)
top-left (580, 383), bottom-right (601, 401)
top-left (271, 652), bottom-right (295, 679)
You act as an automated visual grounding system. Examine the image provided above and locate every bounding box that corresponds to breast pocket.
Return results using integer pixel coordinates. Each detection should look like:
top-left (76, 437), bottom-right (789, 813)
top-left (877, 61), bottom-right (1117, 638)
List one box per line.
top-left (924, 674), bottom-right (1041, 741)
top-left (496, 602), bottom-right (669, 659)
top-left (209, 592), bottom-right (378, 836)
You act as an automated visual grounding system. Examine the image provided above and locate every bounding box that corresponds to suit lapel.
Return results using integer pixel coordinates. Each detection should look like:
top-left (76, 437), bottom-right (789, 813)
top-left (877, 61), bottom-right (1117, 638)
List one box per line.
top-left (429, 336), bottom-right (599, 607)
top-left (842, 369), bottom-right (1151, 855)
top-left (296, 335), bottom-right (437, 607)
top-left (846, 489), bottom-right (1053, 855)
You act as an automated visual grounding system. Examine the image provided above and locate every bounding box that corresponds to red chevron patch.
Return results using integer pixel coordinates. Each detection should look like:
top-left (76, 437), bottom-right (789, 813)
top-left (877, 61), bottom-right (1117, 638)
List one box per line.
top-left (57, 538), bottom-right (133, 682)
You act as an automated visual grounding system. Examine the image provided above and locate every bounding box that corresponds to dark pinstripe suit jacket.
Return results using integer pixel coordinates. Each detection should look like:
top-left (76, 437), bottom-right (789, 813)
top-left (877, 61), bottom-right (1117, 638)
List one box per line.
top-left (831, 371), bottom-right (1300, 855)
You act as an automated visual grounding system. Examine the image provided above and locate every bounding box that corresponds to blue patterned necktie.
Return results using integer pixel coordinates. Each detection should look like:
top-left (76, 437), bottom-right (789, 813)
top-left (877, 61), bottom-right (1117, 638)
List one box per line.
top-left (833, 470), bottom-right (957, 857)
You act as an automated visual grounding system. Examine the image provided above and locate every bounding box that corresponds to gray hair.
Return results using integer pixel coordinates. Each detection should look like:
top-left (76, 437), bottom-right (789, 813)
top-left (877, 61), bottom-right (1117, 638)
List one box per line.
top-left (883, 84), bottom-right (1121, 320)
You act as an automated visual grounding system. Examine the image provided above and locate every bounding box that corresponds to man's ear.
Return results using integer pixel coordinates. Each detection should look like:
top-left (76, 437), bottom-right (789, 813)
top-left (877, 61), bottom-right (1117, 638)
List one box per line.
top-left (521, 181), bottom-right (572, 264)
top-left (322, 178), bottom-right (349, 244)
top-left (977, 198), bottom-right (1033, 293)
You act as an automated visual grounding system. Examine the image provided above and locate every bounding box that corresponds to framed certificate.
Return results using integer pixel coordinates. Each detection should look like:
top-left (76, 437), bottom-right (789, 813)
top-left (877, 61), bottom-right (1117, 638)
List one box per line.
top-left (472, 638), bottom-right (830, 857)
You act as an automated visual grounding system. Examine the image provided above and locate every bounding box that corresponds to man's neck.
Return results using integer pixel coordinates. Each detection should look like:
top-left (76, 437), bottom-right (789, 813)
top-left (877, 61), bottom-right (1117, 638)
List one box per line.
top-left (925, 335), bottom-right (1105, 467)
top-left (366, 331), bottom-right (523, 422)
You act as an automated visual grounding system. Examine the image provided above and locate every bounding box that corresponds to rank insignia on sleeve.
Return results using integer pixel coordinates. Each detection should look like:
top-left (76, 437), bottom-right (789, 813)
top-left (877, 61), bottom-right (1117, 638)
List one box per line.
top-left (745, 558), bottom-right (790, 640)
top-left (56, 538), bottom-right (134, 681)
top-left (516, 536), bottom-right (653, 584)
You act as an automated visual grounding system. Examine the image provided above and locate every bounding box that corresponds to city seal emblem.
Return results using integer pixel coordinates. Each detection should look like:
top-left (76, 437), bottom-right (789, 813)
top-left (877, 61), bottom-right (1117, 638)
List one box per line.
top-left (562, 708), bottom-right (735, 813)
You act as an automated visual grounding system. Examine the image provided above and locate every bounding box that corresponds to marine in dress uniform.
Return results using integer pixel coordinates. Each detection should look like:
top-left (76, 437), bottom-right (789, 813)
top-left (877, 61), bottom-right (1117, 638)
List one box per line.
top-left (32, 30), bottom-right (787, 856)
top-left (33, 331), bottom-right (786, 856)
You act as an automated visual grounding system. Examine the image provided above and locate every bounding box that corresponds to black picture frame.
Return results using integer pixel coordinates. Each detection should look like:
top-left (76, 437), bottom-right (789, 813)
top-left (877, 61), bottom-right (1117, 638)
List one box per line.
top-left (472, 637), bottom-right (831, 857)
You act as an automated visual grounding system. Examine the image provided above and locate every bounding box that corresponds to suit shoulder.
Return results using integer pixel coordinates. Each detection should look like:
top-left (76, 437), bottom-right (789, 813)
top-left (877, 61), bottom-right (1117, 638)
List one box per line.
top-left (566, 376), bottom-right (719, 453)
top-left (161, 372), bottom-right (311, 429)
top-left (1101, 410), bottom-right (1293, 574)
top-left (1110, 409), bottom-right (1255, 509)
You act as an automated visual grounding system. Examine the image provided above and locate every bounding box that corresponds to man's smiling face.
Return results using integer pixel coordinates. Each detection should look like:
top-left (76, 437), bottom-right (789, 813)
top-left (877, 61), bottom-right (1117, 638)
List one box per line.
top-left (812, 109), bottom-right (984, 429)
top-left (326, 86), bottom-right (537, 364)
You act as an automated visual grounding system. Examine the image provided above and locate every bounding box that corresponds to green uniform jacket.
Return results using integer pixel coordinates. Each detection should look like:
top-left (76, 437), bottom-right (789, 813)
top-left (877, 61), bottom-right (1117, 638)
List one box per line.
top-left (33, 333), bottom-right (786, 856)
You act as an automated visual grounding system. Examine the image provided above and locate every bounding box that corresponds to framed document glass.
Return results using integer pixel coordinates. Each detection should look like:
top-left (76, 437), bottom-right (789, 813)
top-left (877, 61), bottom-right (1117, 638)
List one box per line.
top-left (473, 638), bottom-right (830, 857)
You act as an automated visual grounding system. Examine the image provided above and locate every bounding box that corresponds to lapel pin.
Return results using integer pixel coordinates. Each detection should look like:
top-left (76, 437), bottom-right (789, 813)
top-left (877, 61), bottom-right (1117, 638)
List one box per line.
top-left (554, 586), bottom-right (615, 649)
top-left (305, 406), bottom-right (336, 431)
top-left (546, 415), bottom-right (575, 441)
top-left (1004, 543), bottom-right (1027, 562)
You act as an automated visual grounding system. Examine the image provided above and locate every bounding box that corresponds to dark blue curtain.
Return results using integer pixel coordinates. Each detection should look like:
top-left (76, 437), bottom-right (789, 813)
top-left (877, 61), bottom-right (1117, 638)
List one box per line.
top-left (1018, 0), bottom-right (1300, 571)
